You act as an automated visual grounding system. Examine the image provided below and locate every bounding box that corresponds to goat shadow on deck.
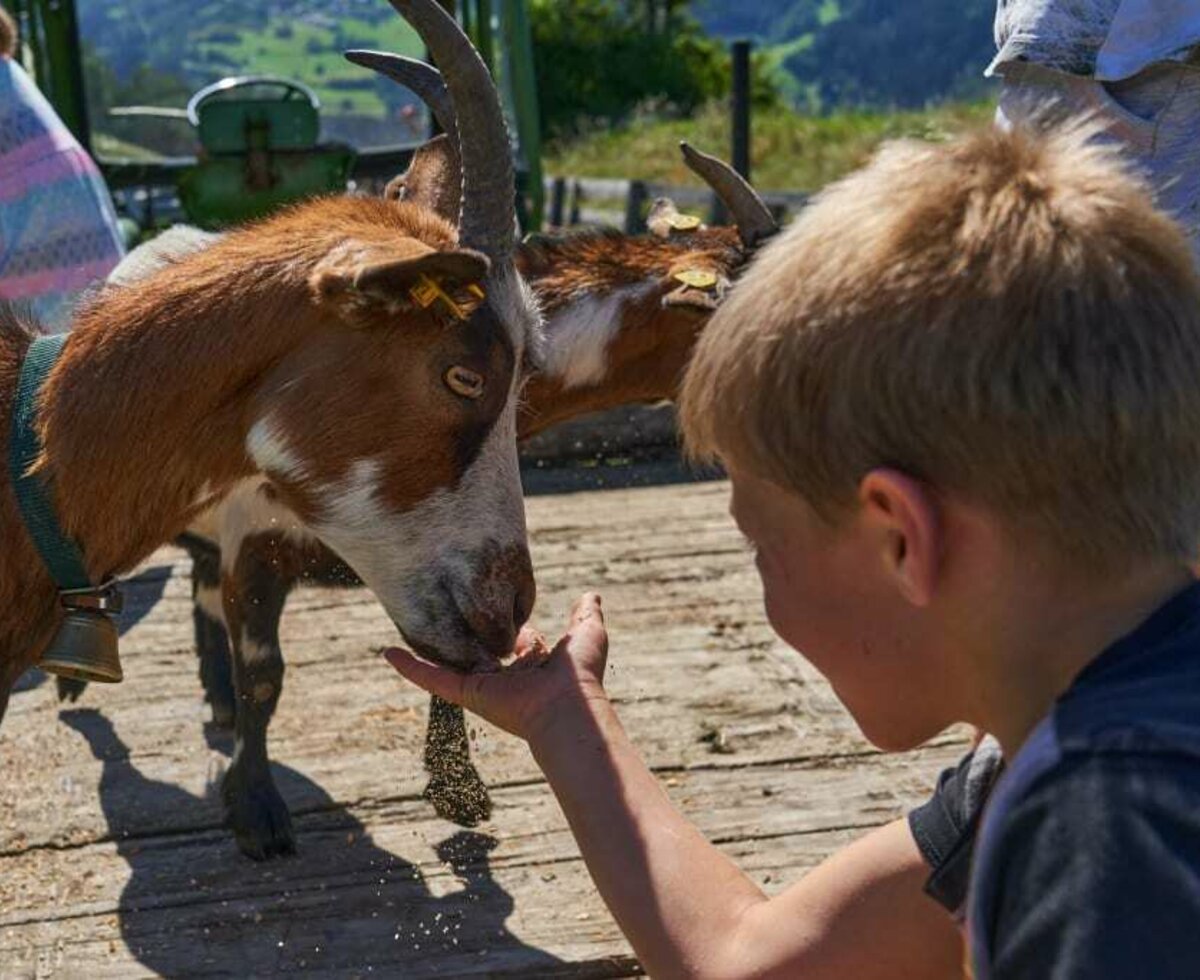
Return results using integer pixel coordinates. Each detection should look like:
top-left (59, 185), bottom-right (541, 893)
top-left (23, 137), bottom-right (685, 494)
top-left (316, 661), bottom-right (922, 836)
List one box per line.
top-left (59, 709), bottom-right (570, 978)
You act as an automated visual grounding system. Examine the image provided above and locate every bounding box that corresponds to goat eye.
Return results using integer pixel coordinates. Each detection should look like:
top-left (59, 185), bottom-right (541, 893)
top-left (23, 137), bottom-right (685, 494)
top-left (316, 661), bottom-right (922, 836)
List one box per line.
top-left (444, 366), bottom-right (486, 400)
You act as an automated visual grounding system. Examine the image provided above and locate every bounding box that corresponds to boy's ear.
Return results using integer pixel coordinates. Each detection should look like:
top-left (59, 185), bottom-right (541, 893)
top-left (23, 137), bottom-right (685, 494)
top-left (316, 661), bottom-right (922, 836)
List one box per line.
top-left (311, 239), bottom-right (490, 313)
top-left (858, 469), bottom-right (941, 607)
top-left (386, 134), bottom-right (461, 223)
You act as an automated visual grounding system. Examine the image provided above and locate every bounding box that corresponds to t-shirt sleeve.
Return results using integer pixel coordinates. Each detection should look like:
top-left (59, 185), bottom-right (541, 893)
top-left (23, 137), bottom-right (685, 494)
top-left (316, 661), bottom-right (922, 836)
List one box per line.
top-left (908, 735), bottom-right (1005, 918)
top-left (984, 751), bottom-right (1200, 980)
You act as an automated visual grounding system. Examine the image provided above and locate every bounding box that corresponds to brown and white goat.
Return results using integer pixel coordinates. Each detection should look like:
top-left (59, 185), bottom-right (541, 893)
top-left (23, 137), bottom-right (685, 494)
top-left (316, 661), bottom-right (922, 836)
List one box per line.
top-left (10, 0), bottom-right (541, 859)
top-left (3, 193), bottom-right (535, 700)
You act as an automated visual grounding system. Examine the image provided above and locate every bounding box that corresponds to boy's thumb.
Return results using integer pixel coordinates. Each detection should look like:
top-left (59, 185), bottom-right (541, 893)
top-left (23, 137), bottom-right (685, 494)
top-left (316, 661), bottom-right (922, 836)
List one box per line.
top-left (382, 647), bottom-right (459, 702)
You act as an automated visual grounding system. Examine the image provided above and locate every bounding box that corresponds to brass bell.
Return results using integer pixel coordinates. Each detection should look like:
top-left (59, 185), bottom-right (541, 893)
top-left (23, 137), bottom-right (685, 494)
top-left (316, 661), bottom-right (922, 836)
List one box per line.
top-left (39, 608), bottom-right (123, 683)
top-left (38, 586), bottom-right (124, 684)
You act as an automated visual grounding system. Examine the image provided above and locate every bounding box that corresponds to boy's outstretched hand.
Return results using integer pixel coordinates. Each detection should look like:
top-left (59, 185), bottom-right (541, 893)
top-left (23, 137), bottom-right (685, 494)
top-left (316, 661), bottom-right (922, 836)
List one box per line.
top-left (383, 593), bottom-right (609, 744)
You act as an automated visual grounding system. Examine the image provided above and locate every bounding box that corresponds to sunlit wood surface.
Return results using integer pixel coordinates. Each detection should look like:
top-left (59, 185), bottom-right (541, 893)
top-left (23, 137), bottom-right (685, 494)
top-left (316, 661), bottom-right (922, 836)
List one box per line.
top-left (1, 479), bottom-right (967, 978)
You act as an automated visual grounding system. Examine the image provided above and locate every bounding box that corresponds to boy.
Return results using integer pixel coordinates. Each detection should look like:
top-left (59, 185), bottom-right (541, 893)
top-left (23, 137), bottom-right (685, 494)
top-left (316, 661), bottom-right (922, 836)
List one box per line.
top-left (386, 121), bottom-right (1200, 978)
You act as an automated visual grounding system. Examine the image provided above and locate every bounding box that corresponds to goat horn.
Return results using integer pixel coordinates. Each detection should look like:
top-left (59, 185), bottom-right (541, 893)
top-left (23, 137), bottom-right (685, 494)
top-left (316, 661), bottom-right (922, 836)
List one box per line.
top-left (344, 51), bottom-right (459, 148)
top-left (386, 0), bottom-right (514, 264)
top-left (679, 141), bottom-right (778, 248)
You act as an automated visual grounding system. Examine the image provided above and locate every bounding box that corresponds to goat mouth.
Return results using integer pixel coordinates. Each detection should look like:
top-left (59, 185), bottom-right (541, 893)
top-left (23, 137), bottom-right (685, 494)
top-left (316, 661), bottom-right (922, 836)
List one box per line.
top-left (396, 624), bottom-right (506, 672)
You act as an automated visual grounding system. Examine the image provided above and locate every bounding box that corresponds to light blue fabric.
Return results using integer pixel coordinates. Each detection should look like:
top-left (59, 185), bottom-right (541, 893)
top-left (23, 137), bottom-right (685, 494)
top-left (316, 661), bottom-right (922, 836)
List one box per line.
top-left (990, 0), bottom-right (1200, 79)
top-left (996, 60), bottom-right (1200, 264)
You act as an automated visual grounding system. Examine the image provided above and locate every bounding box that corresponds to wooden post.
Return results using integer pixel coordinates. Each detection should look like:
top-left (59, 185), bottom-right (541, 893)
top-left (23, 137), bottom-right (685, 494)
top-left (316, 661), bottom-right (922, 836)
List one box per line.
top-left (568, 179), bottom-right (583, 227)
top-left (625, 180), bottom-right (649, 235)
top-left (549, 176), bottom-right (567, 228)
top-left (714, 39), bottom-right (753, 225)
top-left (732, 40), bottom-right (753, 182)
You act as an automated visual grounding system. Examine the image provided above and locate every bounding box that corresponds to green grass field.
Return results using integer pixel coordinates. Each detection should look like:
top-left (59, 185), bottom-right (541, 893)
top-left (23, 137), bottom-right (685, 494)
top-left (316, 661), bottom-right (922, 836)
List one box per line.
top-left (545, 99), bottom-right (996, 193)
top-left (192, 17), bottom-right (423, 117)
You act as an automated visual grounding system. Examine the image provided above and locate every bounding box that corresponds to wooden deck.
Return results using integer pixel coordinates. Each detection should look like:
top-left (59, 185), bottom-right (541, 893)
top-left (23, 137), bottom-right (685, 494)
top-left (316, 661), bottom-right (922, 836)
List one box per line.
top-left (1, 478), bottom-right (968, 978)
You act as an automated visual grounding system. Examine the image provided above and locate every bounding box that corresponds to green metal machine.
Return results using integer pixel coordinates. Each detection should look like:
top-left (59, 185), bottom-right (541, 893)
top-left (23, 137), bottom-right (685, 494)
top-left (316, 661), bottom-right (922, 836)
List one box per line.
top-left (177, 77), bottom-right (356, 230)
top-left (3, 0), bottom-right (543, 231)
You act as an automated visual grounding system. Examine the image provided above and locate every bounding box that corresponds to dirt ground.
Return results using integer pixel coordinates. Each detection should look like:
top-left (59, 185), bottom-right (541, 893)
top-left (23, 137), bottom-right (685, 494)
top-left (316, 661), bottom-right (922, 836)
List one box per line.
top-left (0, 478), bottom-right (967, 978)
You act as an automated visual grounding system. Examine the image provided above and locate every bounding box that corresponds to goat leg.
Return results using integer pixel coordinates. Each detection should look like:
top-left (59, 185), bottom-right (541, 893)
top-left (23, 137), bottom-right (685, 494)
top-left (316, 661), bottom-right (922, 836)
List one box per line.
top-left (181, 535), bottom-right (236, 728)
top-left (423, 694), bottom-right (492, 826)
top-left (220, 535), bottom-right (297, 859)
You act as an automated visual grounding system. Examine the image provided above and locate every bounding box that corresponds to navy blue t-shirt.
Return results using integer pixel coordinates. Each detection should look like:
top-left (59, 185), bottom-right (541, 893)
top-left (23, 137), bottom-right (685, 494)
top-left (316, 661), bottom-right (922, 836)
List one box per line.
top-left (973, 583), bottom-right (1200, 978)
top-left (913, 583), bottom-right (1200, 978)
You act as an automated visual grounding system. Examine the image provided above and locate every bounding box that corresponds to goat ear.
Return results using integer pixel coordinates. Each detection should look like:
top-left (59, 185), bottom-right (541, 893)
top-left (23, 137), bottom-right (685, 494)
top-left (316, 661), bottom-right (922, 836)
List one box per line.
top-left (354, 249), bottom-right (490, 296)
top-left (648, 198), bottom-right (703, 239)
top-left (312, 240), bottom-right (490, 312)
top-left (388, 134), bottom-right (461, 223)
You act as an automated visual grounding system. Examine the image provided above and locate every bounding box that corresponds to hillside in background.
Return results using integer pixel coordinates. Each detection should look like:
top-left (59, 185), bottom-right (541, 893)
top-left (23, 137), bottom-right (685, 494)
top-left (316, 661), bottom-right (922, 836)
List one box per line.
top-left (545, 99), bottom-right (994, 192)
top-left (79, 1), bottom-right (425, 151)
top-left (83, 0), bottom-right (999, 118)
top-left (79, 0), bottom-right (999, 170)
top-left (693, 0), bottom-right (998, 109)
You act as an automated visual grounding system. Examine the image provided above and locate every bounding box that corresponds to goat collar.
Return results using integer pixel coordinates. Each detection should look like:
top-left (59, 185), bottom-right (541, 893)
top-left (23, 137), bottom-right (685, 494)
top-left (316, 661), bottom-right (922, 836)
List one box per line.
top-left (9, 334), bottom-right (122, 610)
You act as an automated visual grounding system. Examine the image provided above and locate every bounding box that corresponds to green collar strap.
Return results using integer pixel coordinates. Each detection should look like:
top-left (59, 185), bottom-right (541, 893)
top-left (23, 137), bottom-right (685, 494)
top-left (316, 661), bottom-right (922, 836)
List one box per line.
top-left (9, 333), bottom-right (94, 591)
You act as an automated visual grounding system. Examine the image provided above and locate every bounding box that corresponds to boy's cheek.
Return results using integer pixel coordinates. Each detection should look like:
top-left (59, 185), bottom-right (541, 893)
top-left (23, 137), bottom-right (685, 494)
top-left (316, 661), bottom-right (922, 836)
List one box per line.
top-left (759, 571), bottom-right (810, 651)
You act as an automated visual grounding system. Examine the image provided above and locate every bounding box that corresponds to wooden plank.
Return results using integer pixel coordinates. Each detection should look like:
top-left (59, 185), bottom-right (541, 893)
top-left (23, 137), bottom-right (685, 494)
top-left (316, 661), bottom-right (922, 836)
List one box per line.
top-left (0, 749), bottom-right (962, 977)
top-left (0, 480), bottom-right (971, 977)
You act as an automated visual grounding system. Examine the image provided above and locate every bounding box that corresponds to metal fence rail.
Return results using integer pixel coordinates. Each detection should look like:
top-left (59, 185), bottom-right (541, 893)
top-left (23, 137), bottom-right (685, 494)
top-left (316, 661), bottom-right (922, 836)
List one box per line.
top-left (544, 175), bottom-right (808, 234)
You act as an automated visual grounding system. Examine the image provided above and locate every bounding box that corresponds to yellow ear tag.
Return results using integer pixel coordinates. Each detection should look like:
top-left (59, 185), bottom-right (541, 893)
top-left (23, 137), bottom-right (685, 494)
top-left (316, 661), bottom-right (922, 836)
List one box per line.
top-left (410, 275), bottom-right (485, 321)
top-left (674, 269), bottom-right (719, 290)
top-left (410, 275), bottom-right (444, 310)
top-left (668, 213), bottom-right (703, 231)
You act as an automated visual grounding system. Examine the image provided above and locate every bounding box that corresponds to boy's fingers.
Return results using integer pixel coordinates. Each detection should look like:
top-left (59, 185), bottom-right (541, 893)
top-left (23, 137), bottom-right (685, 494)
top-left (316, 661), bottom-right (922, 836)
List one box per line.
top-left (514, 624), bottom-right (549, 658)
top-left (561, 593), bottom-right (608, 657)
top-left (569, 592), bottom-right (604, 628)
top-left (383, 648), bottom-right (467, 705)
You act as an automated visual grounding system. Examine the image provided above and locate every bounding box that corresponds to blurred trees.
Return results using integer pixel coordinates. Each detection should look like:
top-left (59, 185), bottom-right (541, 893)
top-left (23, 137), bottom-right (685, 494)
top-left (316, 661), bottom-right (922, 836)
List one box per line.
top-left (530, 0), bottom-right (777, 141)
top-left (783, 0), bottom-right (995, 109)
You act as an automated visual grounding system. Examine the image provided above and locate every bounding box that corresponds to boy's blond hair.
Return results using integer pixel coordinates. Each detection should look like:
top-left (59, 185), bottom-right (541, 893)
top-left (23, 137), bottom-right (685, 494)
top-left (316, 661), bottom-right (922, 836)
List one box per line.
top-left (681, 122), bottom-right (1200, 568)
top-left (0, 6), bottom-right (16, 59)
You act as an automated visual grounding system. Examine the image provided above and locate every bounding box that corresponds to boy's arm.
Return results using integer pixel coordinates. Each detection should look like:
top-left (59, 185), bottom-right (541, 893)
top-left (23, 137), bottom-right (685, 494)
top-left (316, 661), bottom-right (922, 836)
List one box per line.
top-left (531, 693), bottom-right (963, 980)
top-left (385, 595), bottom-right (964, 980)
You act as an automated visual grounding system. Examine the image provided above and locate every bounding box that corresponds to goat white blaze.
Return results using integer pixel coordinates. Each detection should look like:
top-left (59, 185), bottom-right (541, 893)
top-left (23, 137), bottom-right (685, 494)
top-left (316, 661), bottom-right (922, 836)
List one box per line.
top-left (309, 391), bottom-right (527, 667)
top-left (246, 417), bottom-right (309, 486)
top-left (215, 478), bottom-right (308, 573)
top-left (195, 583), bottom-right (226, 626)
top-left (240, 639), bottom-right (278, 671)
top-left (541, 283), bottom-right (654, 389)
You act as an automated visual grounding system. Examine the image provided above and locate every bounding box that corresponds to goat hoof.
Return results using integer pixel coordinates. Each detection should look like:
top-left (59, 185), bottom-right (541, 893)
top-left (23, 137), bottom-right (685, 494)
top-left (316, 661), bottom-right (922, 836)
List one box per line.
top-left (223, 771), bottom-right (295, 860)
top-left (56, 677), bottom-right (88, 703)
top-left (424, 766), bottom-right (492, 827)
